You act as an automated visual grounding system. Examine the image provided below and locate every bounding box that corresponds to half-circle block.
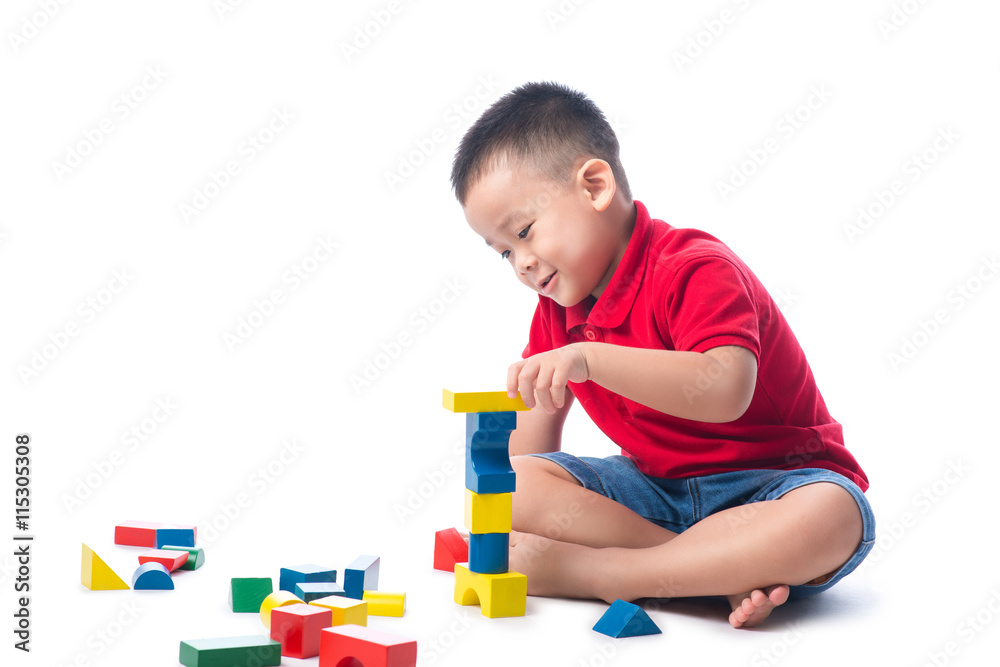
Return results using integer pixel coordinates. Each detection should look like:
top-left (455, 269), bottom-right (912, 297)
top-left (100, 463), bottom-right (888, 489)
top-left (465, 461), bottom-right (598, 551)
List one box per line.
top-left (442, 390), bottom-right (529, 413)
top-left (363, 591), bottom-right (405, 617)
top-left (139, 548), bottom-right (188, 572)
top-left (260, 591), bottom-right (304, 629)
top-left (229, 577), bottom-right (273, 612)
top-left (319, 625), bottom-right (416, 667)
top-left (81, 544), bottom-right (129, 590)
top-left (279, 564), bottom-right (337, 593)
top-left (465, 412), bottom-right (517, 494)
top-left (270, 603), bottom-right (332, 659)
top-left (132, 562), bottom-right (174, 590)
top-left (179, 635), bottom-right (281, 667)
top-left (344, 555), bottom-right (380, 600)
top-left (309, 595), bottom-right (368, 627)
top-left (295, 581), bottom-right (345, 602)
top-left (469, 533), bottom-right (509, 574)
top-left (592, 599), bottom-right (662, 638)
top-left (464, 490), bottom-right (512, 534)
top-left (454, 564), bottom-right (526, 618)
top-left (114, 521), bottom-right (164, 547)
top-left (161, 545), bottom-right (205, 570)
top-left (433, 528), bottom-right (468, 572)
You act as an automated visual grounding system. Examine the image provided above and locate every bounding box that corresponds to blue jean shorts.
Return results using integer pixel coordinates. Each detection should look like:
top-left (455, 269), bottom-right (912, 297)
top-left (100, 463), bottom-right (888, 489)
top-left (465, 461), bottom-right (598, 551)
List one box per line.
top-left (528, 452), bottom-right (876, 599)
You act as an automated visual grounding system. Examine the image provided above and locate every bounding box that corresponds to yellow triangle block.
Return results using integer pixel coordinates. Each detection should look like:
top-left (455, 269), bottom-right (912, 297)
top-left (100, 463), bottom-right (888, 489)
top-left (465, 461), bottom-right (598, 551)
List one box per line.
top-left (81, 544), bottom-right (129, 590)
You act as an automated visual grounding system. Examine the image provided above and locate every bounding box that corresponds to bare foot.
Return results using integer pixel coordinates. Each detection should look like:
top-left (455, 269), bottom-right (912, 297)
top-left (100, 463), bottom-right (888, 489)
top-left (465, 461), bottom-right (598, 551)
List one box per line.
top-left (727, 585), bottom-right (790, 628)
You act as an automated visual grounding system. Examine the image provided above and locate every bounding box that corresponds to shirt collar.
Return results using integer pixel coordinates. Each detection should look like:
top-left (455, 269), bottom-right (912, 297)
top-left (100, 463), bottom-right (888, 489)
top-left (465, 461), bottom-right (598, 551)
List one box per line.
top-left (565, 200), bottom-right (652, 331)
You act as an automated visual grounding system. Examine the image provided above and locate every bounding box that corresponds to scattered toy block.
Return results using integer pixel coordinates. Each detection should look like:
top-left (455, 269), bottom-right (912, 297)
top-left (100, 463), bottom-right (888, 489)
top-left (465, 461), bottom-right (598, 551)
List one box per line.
top-left (363, 591), bottom-right (406, 617)
top-left (259, 591), bottom-right (304, 629)
top-left (138, 548), bottom-right (188, 572)
top-left (229, 578), bottom-right (273, 613)
top-left (345, 555), bottom-right (380, 600)
top-left (132, 562), bottom-right (174, 590)
top-left (279, 564), bottom-right (337, 593)
top-left (309, 595), bottom-right (368, 627)
top-left (162, 545), bottom-right (205, 570)
top-left (454, 564), bottom-right (526, 618)
top-left (270, 603), bottom-right (332, 659)
top-left (81, 544), bottom-right (129, 590)
top-left (464, 490), bottom-right (512, 534)
top-left (442, 390), bottom-right (529, 413)
top-left (114, 521), bottom-right (163, 547)
top-left (592, 599), bottom-right (662, 638)
top-left (179, 635), bottom-right (281, 667)
top-left (465, 412), bottom-right (517, 494)
top-left (156, 524), bottom-right (197, 548)
top-left (469, 533), bottom-right (509, 574)
top-left (295, 581), bottom-right (345, 602)
top-left (319, 624), bottom-right (416, 667)
top-left (433, 528), bottom-right (469, 572)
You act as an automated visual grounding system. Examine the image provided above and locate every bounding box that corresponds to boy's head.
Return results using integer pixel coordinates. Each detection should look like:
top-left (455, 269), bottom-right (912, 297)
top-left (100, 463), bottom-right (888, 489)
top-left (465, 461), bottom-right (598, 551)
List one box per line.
top-left (452, 82), bottom-right (635, 307)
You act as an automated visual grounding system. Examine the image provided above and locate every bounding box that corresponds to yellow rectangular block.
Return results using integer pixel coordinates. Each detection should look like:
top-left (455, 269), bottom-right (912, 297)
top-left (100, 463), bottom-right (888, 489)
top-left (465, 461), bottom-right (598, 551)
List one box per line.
top-left (454, 564), bottom-right (526, 618)
top-left (442, 390), bottom-right (529, 413)
top-left (464, 489), bottom-right (512, 534)
top-left (362, 591), bottom-right (405, 617)
top-left (309, 596), bottom-right (367, 627)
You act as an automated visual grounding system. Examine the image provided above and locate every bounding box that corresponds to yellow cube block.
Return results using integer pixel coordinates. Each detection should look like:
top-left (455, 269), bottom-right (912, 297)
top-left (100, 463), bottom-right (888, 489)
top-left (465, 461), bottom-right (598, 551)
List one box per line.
top-left (309, 595), bottom-right (368, 627)
top-left (363, 591), bottom-right (406, 617)
top-left (464, 489), bottom-right (512, 534)
top-left (454, 564), bottom-right (526, 618)
top-left (442, 390), bottom-right (529, 413)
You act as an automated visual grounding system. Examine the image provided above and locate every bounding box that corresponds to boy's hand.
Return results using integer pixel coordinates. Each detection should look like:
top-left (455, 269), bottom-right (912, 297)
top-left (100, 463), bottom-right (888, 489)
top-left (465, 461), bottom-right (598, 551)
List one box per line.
top-left (507, 343), bottom-right (590, 414)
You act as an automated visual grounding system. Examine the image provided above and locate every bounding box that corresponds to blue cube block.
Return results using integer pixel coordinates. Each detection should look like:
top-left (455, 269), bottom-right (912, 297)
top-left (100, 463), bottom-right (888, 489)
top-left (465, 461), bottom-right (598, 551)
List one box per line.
top-left (278, 564), bottom-right (337, 593)
top-left (156, 527), bottom-right (195, 548)
top-left (469, 532), bottom-right (509, 574)
top-left (294, 581), bottom-right (346, 602)
top-left (465, 412), bottom-right (517, 494)
top-left (344, 555), bottom-right (380, 600)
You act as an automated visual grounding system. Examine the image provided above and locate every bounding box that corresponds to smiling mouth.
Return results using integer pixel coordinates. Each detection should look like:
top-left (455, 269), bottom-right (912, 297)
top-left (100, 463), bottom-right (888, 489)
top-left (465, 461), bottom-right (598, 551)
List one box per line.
top-left (539, 272), bottom-right (555, 290)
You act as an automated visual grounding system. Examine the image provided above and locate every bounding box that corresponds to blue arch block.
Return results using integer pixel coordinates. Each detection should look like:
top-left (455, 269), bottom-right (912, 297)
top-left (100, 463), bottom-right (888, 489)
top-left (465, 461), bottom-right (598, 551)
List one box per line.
top-left (132, 562), bottom-right (174, 590)
top-left (465, 412), bottom-right (516, 494)
top-left (469, 533), bottom-right (509, 574)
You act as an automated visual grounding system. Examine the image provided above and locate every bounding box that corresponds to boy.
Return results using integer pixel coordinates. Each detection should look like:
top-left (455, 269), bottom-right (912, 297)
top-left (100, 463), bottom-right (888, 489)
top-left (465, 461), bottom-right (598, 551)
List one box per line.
top-left (450, 82), bottom-right (874, 628)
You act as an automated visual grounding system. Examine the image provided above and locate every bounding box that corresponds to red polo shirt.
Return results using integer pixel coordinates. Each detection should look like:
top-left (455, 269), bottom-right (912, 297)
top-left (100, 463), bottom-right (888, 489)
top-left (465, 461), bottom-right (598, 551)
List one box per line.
top-left (523, 201), bottom-right (868, 491)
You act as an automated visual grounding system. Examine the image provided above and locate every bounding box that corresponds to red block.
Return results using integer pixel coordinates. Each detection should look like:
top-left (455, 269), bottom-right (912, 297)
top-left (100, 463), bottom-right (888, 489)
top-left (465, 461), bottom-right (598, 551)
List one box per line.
top-left (138, 549), bottom-right (188, 572)
top-left (433, 528), bottom-right (468, 572)
top-left (270, 603), bottom-right (332, 659)
top-left (115, 521), bottom-right (164, 547)
top-left (319, 625), bottom-right (416, 667)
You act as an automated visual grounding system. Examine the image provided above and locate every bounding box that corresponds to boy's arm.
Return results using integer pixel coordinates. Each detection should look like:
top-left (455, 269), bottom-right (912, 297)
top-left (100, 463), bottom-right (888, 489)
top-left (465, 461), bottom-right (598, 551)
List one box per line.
top-left (507, 391), bottom-right (574, 456)
top-left (509, 343), bottom-right (755, 424)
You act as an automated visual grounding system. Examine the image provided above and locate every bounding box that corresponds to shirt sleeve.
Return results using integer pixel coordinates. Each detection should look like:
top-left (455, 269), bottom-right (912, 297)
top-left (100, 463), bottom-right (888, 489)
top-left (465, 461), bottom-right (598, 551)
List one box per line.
top-left (659, 255), bottom-right (761, 360)
top-left (522, 297), bottom-right (555, 359)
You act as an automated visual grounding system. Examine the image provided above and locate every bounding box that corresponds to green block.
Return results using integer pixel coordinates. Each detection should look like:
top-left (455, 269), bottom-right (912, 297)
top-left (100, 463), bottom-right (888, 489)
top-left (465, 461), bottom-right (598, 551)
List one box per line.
top-left (228, 578), bottom-right (273, 613)
top-left (179, 635), bottom-right (281, 667)
top-left (161, 545), bottom-right (205, 570)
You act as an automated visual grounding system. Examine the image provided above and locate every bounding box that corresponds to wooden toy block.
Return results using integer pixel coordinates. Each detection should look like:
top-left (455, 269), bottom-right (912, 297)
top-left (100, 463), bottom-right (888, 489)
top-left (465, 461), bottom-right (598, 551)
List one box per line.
top-left (319, 625), bottom-right (417, 667)
top-left (179, 635), bottom-right (281, 667)
top-left (229, 578), bottom-right (273, 612)
top-left (279, 564), bottom-right (337, 593)
top-left (433, 528), bottom-right (469, 572)
top-left (259, 590), bottom-right (304, 629)
top-left (138, 548), bottom-right (188, 572)
top-left (156, 524), bottom-right (197, 548)
top-left (442, 389), bottom-right (529, 413)
top-left (465, 412), bottom-right (517, 494)
top-left (469, 533), bottom-right (509, 574)
top-left (81, 544), bottom-right (129, 590)
top-left (464, 490), bottom-right (512, 534)
top-left (161, 545), bottom-right (205, 570)
top-left (295, 581), bottom-right (345, 602)
top-left (454, 564), bottom-right (526, 618)
top-left (270, 603), bottom-right (332, 659)
top-left (363, 590), bottom-right (406, 617)
top-left (592, 599), bottom-right (662, 638)
top-left (132, 562), bottom-right (174, 590)
top-left (309, 595), bottom-right (368, 627)
top-left (345, 554), bottom-right (380, 600)
top-left (114, 520), bottom-right (164, 547)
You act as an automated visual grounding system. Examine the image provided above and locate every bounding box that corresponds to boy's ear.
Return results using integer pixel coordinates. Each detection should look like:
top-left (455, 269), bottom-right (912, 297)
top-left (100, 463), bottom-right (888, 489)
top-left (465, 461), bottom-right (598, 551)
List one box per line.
top-left (576, 158), bottom-right (616, 212)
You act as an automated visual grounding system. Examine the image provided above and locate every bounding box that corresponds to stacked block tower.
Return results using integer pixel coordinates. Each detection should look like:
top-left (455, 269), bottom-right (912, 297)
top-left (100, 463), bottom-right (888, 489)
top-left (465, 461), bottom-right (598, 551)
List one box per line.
top-left (442, 390), bottom-right (529, 618)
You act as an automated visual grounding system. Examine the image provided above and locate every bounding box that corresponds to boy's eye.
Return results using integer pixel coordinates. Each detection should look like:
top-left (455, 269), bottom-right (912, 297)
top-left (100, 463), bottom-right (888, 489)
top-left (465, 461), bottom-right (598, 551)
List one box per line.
top-left (517, 223), bottom-right (533, 240)
top-left (501, 250), bottom-right (510, 260)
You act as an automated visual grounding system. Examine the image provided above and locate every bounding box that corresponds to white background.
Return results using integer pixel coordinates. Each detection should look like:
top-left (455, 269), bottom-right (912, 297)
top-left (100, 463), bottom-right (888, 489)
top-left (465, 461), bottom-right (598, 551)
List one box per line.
top-left (2, 1), bottom-right (999, 666)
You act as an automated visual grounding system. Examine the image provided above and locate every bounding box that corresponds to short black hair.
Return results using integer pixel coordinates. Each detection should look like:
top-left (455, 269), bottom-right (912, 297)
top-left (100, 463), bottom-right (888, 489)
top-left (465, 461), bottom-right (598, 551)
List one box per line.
top-left (450, 81), bottom-right (631, 205)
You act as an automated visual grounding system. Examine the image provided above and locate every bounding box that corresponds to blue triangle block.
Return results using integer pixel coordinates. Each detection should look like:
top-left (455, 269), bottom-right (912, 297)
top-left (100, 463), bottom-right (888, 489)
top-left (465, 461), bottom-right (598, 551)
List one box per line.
top-left (132, 562), bottom-right (174, 590)
top-left (593, 599), bottom-right (661, 638)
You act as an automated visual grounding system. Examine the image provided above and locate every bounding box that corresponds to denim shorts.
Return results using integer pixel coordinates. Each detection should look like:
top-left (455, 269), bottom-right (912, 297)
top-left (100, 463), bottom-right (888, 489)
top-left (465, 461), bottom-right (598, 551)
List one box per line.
top-left (528, 452), bottom-right (876, 599)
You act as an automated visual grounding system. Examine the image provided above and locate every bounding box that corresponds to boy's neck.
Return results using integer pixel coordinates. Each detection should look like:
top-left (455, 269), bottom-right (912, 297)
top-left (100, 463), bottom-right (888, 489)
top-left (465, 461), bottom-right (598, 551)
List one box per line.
top-left (591, 196), bottom-right (637, 300)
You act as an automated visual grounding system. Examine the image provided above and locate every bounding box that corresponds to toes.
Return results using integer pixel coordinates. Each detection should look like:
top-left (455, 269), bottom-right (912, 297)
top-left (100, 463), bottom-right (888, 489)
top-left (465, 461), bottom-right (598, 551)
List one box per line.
top-left (750, 589), bottom-right (768, 607)
top-left (767, 584), bottom-right (790, 606)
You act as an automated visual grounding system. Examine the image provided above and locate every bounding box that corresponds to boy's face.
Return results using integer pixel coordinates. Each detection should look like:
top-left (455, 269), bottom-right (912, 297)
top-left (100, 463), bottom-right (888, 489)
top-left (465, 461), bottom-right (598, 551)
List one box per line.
top-left (462, 162), bottom-right (624, 308)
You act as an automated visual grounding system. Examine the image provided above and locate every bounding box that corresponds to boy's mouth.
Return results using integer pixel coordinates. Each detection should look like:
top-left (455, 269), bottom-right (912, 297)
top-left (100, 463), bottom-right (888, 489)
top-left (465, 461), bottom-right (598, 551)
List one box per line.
top-left (539, 272), bottom-right (556, 293)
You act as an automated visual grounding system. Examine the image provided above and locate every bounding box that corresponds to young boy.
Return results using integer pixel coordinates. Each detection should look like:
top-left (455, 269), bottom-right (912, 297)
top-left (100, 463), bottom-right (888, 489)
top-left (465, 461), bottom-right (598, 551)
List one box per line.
top-left (450, 82), bottom-right (874, 628)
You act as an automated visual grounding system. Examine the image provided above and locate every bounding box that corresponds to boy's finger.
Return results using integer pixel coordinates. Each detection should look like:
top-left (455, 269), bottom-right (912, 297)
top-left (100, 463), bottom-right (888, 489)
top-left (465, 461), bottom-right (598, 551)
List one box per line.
top-left (517, 365), bottom-right (537, 409)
